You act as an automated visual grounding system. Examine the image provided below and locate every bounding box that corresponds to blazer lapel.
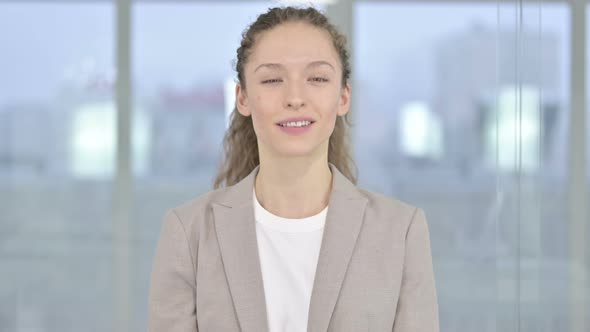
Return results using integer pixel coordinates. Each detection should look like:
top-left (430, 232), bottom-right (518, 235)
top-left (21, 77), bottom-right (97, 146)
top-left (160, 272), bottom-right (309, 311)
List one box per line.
top-left (212, 163), bottom-right (368, 332)
top-left (306, 164), bottom-right (368, 332)
top-left (212, 165), bottom-right (269, 332)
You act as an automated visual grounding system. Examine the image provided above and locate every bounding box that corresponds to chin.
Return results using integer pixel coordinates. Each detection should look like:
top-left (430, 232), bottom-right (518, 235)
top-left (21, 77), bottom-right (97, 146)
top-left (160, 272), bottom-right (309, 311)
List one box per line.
top-left (275, 145), bottom-right (317, 158)
top-left (278, 150), bottom-right (314, 158)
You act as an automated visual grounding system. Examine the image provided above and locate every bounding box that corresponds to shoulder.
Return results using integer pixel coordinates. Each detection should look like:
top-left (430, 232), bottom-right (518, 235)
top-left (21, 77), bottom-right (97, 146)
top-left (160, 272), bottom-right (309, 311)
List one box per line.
top-left (162, 186), bottom-right (230, 236)
top-left (355, 186), bottom-right (424, 229)
top-left (358, 186), bottom-right (419, 214)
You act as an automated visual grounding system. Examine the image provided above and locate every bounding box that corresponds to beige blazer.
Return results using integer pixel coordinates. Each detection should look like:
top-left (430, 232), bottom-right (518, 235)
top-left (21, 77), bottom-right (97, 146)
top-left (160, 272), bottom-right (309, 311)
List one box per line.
top-left (148, 162), bottom-right (439, 332)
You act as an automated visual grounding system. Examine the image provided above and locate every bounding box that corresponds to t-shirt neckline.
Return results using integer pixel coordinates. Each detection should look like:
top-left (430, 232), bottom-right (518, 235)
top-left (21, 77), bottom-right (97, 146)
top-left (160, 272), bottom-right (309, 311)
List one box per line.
top-left (253, 187), bottom-right (327, 233)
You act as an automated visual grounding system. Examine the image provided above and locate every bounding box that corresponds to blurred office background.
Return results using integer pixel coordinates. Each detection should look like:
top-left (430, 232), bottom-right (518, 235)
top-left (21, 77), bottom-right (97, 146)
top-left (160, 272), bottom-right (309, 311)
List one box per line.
top-left (0, 0), bottom-right (588, 331)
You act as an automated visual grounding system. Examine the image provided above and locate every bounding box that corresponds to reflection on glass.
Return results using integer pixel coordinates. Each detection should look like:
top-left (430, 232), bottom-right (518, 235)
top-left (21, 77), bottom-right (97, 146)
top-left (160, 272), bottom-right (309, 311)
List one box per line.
top-left (355, 3), bottom-right (569, 331)
top-left (399, 101), bottom-right (443, 160)
top-left (71, 102), bottom-right (117, 178)
top-left (484, 86), bottom-right (541, 173)
top-left (70, 103), bottom-right (150, 178)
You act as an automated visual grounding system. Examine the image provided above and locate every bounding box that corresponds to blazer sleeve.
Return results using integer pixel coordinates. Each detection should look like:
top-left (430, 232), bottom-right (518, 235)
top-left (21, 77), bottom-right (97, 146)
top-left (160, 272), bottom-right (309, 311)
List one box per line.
top-left (148, 209), bottom-right (198, 332)
top-left (392, 208), bottom-right (440, 332)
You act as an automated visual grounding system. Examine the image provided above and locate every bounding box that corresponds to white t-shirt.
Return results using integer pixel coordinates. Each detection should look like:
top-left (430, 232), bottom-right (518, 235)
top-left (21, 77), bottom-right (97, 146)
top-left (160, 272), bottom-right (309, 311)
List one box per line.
top-left (253, 187), bottom-right (328, 332)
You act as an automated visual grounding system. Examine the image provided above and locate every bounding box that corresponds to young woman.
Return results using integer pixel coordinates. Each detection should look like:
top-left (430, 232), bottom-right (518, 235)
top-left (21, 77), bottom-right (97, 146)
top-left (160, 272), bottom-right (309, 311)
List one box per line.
top-left (148, 6), bottom-right (439, 332)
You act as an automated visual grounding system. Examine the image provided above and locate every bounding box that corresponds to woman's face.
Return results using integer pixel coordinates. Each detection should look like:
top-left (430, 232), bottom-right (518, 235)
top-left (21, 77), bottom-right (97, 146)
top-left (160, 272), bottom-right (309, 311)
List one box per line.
top-left (236, 21), bottom-right (350, 159)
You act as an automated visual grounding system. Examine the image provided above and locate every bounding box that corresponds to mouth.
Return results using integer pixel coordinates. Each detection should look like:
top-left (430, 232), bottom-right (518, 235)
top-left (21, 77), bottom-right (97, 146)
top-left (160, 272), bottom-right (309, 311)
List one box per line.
top-left (276, 120), bottom-right (316, 128)
top-left (275, 120), bottom-right (316, 135)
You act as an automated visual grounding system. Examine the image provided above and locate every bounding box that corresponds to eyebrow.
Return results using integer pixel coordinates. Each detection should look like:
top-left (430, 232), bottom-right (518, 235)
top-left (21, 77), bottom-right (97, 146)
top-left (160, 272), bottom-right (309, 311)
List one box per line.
top-left (254, 60), bottom-right (335, 73)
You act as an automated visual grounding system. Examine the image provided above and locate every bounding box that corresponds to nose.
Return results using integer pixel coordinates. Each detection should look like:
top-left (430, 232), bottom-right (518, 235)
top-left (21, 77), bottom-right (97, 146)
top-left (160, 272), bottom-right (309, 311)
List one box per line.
top-left (284, 83), bottom-right (305, 110)
top-left (286, 99), bottom-right (305, 109)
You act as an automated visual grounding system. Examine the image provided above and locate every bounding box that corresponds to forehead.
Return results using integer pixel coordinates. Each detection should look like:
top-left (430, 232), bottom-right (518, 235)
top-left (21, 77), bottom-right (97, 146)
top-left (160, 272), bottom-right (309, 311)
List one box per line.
top-left (248, 21), bottom-right (340, 69)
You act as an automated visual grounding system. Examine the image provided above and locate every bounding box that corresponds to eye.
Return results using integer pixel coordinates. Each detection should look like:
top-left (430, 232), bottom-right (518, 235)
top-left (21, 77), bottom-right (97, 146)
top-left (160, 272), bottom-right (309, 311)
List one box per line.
top-left (310, 77), bottom-right (329, 83)
top-left (261, 79), bottom-right (282, 84)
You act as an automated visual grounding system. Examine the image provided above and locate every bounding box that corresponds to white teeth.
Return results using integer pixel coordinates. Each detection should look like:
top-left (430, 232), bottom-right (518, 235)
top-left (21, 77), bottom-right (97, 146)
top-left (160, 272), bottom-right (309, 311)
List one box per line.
top-left (280, 120), bottom-right (311, 127)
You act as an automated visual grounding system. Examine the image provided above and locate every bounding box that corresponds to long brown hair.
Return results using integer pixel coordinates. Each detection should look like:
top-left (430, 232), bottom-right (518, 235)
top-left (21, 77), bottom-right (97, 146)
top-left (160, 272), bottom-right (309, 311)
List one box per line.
top-left (212, 6), bottom-right (357, 189)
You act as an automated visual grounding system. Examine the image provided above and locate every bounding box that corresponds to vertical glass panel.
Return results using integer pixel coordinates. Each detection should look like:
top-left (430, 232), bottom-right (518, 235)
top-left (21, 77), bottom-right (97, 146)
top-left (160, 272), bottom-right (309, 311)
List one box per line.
top-left (354, 3), bottom-right (569, 331)
top-left (0, 3), bottom-right (114, 331)
top-left (131, 2), bottom-right (328, 330)
top-left (495, 5), bottom-right (571, 331)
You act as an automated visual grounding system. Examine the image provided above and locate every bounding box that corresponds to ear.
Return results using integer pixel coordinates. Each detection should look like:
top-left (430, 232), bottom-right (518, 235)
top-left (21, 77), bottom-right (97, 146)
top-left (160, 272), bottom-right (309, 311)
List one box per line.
top-left (235, 83), bottom-right (251, 117)
top-left (337, 82), bottom-right (351, 116)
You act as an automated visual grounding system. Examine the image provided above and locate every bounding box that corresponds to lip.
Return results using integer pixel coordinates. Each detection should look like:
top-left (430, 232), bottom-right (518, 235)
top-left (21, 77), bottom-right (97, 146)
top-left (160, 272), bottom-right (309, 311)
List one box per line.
top-left (276, 120), bottom-right (315, 135)
top-left (275, 117), bottom-right (316, 125)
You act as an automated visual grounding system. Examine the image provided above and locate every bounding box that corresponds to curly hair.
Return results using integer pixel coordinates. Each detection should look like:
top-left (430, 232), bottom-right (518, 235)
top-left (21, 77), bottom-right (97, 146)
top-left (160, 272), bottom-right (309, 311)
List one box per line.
top-left (212, 5), bottom-right (357, 189)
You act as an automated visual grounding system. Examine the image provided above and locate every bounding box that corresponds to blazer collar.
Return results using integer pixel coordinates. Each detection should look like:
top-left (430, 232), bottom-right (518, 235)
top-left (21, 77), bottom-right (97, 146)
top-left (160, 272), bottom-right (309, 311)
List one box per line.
top-left (213, 162), bottom-right (366, 208)
top-left (212, 162), bottom-right (368, 332)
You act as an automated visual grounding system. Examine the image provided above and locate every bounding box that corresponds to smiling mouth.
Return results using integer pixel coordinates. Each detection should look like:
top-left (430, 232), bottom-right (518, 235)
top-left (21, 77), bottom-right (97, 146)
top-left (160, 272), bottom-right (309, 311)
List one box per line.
top-left (276, 121), bottom-right (316, 127)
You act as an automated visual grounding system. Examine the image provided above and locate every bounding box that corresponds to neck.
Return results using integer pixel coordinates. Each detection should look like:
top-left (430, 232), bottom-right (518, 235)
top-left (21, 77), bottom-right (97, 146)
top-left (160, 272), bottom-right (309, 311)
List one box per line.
top-left (254, 158), bottom-right (333, 219)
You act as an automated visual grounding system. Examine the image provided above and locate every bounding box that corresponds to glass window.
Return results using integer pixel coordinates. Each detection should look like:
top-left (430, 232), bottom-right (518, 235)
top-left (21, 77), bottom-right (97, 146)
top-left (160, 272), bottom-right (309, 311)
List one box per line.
top-left (0, 3), bottom-right (115, 331)
top-left (354, 3), bottom-right (569, 331)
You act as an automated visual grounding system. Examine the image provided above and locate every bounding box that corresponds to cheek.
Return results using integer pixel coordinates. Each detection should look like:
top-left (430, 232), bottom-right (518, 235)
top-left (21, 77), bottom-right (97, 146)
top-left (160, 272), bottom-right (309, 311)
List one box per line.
top-left (315, 103), bottom-right (339, 131)
top-left (253, 91), bottom-right (276, 113)
top-left (323, 98), bottom-right (342, 129)
top-left (320, 97), bottom-right (341, 118)
top-left (250, 101), bottom-right (277, 136)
